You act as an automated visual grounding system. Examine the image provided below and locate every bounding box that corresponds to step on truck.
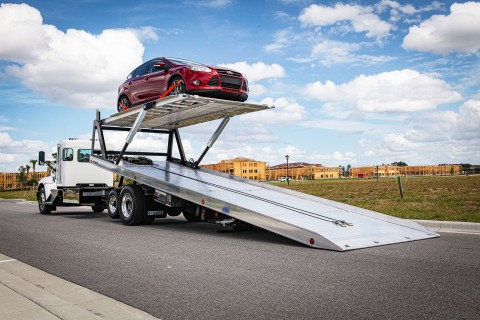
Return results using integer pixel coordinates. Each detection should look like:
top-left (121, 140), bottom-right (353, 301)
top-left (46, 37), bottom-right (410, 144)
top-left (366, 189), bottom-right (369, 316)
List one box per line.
top-left (37, 94), bottom-right (439, 251)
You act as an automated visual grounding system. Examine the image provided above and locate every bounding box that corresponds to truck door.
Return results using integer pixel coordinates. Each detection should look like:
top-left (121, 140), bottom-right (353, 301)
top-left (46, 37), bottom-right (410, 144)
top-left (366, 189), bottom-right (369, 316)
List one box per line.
top-left (56, 145), bottom-right (62, 184)
top-left (58, 147), bottom-right (74, 186)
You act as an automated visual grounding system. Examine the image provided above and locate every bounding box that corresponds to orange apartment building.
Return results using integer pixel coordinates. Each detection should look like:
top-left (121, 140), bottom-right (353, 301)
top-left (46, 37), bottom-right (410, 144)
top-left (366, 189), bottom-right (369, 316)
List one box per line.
top-left (202, 157), bottom-right (267, 181)
top-left (350, 164), bottom-right (462, 178)
top-left (203, 159), bottom-right (340, 181)
top-left (0, 171), bottom-right (50, 190)
top-left (267, 163), bottom-right (340, 181)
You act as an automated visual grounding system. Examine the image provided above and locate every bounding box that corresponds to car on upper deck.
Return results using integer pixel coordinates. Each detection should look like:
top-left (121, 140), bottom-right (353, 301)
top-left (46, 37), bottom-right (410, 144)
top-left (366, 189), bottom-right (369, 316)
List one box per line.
top-left (117, 57), bottom-right (249, 112)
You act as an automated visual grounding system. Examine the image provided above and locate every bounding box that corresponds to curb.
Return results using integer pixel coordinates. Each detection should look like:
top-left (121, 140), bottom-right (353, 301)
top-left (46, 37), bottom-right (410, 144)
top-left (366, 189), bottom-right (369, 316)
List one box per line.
top-left (414, 220), bottom-right (480, 235)
top-left (0, 253), bottom-right (160, 320)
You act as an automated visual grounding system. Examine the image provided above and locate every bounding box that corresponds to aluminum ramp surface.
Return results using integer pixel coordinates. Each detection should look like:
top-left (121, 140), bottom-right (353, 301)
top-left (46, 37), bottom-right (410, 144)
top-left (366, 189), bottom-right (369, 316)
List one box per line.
top-left (91, 158), bottom-right (439, 251)
top-left (103, 94), bottom-right (270, 129)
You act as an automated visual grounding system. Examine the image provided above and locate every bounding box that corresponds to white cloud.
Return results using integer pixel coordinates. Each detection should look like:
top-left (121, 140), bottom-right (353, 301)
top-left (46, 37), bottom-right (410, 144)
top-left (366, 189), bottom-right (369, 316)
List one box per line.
top-left (0, 3), bottom-right (152, 109)
top-left (239, 97), bottom-right (306, 124)
top-left (193, 0), bottom-right (232, 8)
top-left (218, 61), bottom-right (286, 98)
top-left (218, 61), bottom-right (285, 82)
top-left (0, 3), bottom-right (47, 63)
top-left (0, 132), bottom-right (50, 172)
top-left (361, 99), bottom-right (480, 165)
top-left (299, 3), bottom-right (392, 38)
top-left (264, 29), bottom-right (295, 53)
top-left (249, 83), bottom-right (267, 96)
top-left (125, 26), bottom-right (159, 41)
top-left (297, 40), bottom-right (395, 66)
top-left (305, 69), bottom-right (462, 113)
top-left (301, 119), bottom-right (375, 134)
top-left (403, 2), bottom-right (480, 54)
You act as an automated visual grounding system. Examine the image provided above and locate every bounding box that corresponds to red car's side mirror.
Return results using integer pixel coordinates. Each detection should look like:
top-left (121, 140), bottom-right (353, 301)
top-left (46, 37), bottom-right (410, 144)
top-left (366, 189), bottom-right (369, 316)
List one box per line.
top-left (154, 62), bottom-right (166, 70)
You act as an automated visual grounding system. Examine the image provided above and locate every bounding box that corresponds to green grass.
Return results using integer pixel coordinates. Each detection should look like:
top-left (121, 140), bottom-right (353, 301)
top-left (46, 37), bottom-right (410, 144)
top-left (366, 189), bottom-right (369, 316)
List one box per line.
top-left (0, 189), bottom-right (38, 201)
top-left (271, 175), bottom-right (480, 222)
top-left (0, 189), bottom-right (77, 202)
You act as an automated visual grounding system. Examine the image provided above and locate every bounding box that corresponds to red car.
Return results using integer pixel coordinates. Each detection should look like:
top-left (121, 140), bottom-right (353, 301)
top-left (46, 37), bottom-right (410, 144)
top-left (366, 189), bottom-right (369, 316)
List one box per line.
top-left (117, 57), bottom-right (249, 111)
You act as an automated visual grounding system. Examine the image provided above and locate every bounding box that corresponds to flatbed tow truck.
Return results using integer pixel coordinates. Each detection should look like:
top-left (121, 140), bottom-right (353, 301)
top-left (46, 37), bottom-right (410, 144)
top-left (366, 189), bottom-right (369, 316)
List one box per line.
top-left (37, 94), bottom-right (438, 251)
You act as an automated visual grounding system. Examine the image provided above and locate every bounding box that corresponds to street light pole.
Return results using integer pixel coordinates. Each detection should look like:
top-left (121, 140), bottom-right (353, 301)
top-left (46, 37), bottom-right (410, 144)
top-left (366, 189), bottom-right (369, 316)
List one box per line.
top-left (285, 155), bottom-right (290, 186)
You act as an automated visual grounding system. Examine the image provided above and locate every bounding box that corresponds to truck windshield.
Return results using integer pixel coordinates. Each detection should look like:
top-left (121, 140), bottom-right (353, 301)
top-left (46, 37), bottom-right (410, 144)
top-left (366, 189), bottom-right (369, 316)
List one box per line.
top-left (77, 149), bottom-right (91, 162)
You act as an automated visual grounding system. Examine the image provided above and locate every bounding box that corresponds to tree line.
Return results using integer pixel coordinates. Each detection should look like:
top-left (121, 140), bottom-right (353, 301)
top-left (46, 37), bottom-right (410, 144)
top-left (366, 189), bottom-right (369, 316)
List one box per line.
top-left (16, 154), bottom-right (55, 190)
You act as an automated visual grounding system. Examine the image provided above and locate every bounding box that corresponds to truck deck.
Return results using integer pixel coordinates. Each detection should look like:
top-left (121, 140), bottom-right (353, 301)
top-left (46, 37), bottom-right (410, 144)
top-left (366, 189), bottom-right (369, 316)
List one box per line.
top-left (89, 94), bottom-right (438, 251)
top-left (92, 157), bottom-right (438, 251)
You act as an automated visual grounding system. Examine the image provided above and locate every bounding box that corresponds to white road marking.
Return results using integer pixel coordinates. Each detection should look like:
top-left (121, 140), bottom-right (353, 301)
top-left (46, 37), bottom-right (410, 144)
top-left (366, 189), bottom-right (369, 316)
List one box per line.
top-left (0, 259), bottom-right (17, 263)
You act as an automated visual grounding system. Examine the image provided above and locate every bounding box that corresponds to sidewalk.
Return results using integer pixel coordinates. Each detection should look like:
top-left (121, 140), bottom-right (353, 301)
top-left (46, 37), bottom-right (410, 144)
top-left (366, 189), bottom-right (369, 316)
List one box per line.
top-left (0, 253), bottom-right (160, 320)
top-left (414, 220), bottom-right (480, 234)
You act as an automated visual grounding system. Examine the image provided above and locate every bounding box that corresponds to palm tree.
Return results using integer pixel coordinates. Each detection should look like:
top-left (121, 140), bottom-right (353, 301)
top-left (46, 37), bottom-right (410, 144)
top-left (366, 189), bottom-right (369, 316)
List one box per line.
top-left (17, 166), bottom-right (27, 190)
top-left (30, 159), bottom-right (37, 174)
top-left (45, 161), bottom-right (54, 174)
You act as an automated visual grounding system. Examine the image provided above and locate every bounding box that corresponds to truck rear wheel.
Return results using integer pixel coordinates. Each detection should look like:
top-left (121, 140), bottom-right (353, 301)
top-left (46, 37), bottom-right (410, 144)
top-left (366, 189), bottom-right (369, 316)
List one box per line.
top-left (107, 190), bottom-right (120, 219)
top-left (38, 187), bottom-right (52, 215)
top-left (119, 185), bottom-right (145, 226)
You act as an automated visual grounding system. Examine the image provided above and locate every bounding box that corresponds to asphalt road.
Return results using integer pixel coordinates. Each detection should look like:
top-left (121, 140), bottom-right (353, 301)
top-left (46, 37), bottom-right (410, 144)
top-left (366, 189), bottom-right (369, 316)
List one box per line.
top-left (1, 199), bottom-right (479, 320)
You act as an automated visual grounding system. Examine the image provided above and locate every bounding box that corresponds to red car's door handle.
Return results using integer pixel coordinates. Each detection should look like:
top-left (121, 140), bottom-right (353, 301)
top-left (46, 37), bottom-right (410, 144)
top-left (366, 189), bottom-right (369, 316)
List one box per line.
top-left (145, 76), bottom-right (150, 80)
top-left (127, 81), bottom-right (132, 85)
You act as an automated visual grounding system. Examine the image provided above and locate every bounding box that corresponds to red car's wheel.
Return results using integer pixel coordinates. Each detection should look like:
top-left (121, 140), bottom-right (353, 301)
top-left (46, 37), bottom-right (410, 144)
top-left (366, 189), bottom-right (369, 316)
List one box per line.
top-left (117, 95), bottom-right (130, 112)
top-left (169, 76), bottom-right (186, 96)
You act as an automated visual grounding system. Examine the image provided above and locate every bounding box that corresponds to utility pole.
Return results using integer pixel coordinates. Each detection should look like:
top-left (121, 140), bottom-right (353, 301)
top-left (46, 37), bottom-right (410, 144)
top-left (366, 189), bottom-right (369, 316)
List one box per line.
top-left (285, 155), bottom-right (290, 186)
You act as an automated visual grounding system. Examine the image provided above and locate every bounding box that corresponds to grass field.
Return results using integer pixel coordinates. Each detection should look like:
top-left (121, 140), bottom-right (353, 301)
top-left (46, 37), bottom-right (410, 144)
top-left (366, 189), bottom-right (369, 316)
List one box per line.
top-left (271, 175), bottom-right (480, 222)
top-left (0, 189), bottom-right (38, 202)
top-left (1, 175), bottom-right (479, 222)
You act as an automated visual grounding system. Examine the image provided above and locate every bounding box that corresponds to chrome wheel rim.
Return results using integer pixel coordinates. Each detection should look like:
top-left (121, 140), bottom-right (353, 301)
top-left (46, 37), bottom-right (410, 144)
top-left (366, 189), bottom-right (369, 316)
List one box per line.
top-left (118, 97), bottom-right (129, 111)
top-left (108, 195), bottom-right (117, 214)
top-left (121, 193), bottom-right (133, 219)
top-left (171, 80), bottom-right (185, 95)
top-left (39, 192), bottom-right (45, 210)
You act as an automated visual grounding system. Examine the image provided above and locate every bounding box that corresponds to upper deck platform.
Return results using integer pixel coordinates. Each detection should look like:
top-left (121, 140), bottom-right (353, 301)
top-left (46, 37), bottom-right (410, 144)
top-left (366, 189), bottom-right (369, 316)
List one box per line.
top-left (102, 94), bottom-right (272, 130)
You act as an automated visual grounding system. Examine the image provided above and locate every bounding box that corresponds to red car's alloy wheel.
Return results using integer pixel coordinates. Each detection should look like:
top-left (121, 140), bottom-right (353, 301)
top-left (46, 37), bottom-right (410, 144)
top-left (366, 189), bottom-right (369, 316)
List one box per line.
top-left (169, 77), bottom-right (186, 96)
top-left (117, 95), bottom-right (130, 112)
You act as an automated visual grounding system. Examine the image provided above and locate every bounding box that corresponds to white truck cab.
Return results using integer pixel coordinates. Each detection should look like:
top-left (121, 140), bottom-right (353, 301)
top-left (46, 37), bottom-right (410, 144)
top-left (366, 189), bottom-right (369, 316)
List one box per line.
top-left (37, 140), bottom-right (113, 214)
top-left (52, 139), bottom-right (113, 187)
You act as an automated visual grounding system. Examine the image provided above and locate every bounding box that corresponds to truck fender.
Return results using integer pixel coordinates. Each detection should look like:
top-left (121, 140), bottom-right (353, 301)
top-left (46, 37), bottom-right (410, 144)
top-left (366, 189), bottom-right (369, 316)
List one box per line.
top-left (37, 176), bottom-right (56, 201)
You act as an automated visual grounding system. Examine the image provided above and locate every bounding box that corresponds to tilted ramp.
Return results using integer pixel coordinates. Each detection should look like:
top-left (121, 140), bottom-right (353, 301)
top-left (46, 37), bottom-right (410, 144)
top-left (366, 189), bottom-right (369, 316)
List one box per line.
top-left (92, 157), bottom-right (439, 251)
top-left (91, 94), bottom-right (438, 251)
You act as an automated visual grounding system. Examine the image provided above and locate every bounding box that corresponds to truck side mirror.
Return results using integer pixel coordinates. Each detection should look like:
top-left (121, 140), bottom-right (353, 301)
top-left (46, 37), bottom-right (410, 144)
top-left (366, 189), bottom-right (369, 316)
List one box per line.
top-left (39, 151), bottom-right (45, 166)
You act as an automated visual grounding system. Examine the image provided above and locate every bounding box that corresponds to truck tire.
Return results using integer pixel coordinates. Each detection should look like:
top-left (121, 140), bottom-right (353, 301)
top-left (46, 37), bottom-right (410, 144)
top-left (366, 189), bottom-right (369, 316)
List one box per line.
top-left (38, 187), bottom-right (52, 215)
top-left (119, 185), bottom-right (145, 226)
top-left (91, 205), bottom-right (104, 213)
top-left (182, 203), bottom-right (201, 222)
top-left (107, 190), bottom-right (120, 219)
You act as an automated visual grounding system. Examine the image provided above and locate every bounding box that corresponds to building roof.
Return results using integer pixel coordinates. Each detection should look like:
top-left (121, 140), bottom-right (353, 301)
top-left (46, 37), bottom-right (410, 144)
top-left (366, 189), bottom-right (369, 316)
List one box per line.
top-left (268, 162), bottom-right (323, 169)
top-left (220, 157), bottom-right (258, 163)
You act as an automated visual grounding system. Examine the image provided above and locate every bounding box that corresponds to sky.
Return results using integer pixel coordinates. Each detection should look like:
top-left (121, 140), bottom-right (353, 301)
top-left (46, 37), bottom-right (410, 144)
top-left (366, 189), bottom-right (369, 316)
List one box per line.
top-left (0, 0), bottom-right (479, 173)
